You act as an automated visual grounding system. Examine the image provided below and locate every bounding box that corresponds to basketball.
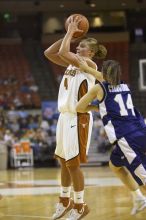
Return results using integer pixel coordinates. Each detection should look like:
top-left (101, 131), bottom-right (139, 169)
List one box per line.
top-left (65, 14), bottom-right (89, 38)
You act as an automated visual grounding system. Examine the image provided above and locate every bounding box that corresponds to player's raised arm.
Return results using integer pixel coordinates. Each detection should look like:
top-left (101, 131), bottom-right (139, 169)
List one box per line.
top-left (44, 38), bottom-right (69, 67)
top-left (58, 16), bottom-right (83, 67)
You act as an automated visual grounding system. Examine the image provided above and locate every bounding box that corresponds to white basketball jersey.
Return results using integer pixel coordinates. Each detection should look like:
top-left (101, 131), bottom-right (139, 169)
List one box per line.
top-left (58, 64), bottom-right (96, 113)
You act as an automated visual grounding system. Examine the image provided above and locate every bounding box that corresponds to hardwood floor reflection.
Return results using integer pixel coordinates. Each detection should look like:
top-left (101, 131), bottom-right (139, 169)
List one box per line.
top-left (0, 167), bottom-right (145, 220)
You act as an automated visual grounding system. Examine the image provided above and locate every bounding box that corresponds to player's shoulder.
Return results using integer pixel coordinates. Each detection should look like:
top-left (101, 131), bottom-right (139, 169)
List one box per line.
top-left (92, 83), bottom-right (106, 103)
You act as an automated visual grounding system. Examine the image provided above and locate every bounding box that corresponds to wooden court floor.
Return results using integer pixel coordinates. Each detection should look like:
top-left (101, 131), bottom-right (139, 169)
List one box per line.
top-left (0, 166), bottom-right (146, 220)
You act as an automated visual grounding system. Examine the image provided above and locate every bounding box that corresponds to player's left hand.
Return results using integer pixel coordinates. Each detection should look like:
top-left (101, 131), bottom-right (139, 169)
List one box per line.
top-left (76, 55), bottom-right (89, 72)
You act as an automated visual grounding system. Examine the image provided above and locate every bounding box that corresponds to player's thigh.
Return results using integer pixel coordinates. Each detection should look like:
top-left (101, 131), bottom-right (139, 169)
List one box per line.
top-left (63, 113), bottom-right (78, 160)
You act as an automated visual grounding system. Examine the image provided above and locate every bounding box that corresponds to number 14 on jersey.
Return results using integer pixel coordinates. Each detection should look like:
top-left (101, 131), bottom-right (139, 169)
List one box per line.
top-left (114, 94), bottom-right (135, 116)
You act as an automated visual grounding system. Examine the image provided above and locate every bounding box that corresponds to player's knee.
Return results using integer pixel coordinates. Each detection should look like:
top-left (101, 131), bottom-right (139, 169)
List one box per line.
top-left (109, 160), bottom-right (121, 173)
top-left (67, 165), bottom-right (80, 172)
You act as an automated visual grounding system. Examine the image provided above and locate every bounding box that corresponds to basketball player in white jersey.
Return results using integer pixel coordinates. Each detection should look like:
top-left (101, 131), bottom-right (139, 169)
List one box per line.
top-left (44, 16), bottom-right (107, 220)
top-left (76, 59), bottom-right (146, 215)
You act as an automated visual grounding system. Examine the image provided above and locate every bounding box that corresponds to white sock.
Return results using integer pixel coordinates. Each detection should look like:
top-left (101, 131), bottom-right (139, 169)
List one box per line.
top-left (60, 186), bottom-right (71, 198)
top-left (131, 189), bottom-right (145, 200)
top-left (74, 191), bottom-right (84, 204)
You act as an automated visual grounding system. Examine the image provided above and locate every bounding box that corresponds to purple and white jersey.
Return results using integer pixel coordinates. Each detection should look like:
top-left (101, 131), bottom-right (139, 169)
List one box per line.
top-left (99, 81), bottom-right (146, 143)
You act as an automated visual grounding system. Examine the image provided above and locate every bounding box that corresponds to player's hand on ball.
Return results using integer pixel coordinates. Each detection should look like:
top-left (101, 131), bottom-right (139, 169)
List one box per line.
top-left (67, 16), bottom-right (83, 36)
top-left (65, 14), bottom-right (89, 38)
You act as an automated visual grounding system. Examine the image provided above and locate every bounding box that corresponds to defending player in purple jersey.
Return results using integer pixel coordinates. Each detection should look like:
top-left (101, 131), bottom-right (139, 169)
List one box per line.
top-left (76, 59), bottom-right (146, 215)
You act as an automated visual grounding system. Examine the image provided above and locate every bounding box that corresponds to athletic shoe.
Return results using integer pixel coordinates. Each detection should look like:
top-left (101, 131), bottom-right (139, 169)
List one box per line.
top-left (66, 203), bottom-right (90, 220)
top-left (52, 197), bottom-right (74, 220)
top-left (131, 197), bottom-right (146, 215)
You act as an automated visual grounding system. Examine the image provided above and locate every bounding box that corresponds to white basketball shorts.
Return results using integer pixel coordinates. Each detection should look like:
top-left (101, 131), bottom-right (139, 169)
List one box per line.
top-left (55, 112), bottom-right (93, 167)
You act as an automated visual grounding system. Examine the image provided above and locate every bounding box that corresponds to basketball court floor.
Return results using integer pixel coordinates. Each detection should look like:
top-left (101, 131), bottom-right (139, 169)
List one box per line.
top-left (0, 166), bottom-right (146, 220)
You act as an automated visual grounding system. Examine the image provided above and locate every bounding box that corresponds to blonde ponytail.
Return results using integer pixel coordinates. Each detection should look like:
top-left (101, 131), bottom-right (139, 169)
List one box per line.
top-left (95, 44), bottom-right (107, 59)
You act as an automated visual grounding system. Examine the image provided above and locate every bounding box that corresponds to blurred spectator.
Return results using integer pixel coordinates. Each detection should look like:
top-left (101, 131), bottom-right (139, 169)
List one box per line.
top-left (29, 84), bottom-right (38, 92)
top-left (13, 96), bottom-right (23, 109)
top-left (18, 109), bottom-right (29, 118)
top-left (19, 118), bottom-right (29, 130)
top-left (4, 130), bottom-right (14, 147)
top-left (40, 119), bottom-right (50, 131)
top-left (7, 106), bottom-right (19, 122)
top-left (26, 94), bottom-right (34, 108)
top-left (28, 117), bottom-right (39, 130)
top-left (9, 119), bottom-right (20, 133)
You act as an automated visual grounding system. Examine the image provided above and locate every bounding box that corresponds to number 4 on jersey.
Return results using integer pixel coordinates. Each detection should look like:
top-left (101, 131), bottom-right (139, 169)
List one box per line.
top-left (114, 94), bottom-right (135, 116)
top-left (64, 78), bottom-right (68, 90)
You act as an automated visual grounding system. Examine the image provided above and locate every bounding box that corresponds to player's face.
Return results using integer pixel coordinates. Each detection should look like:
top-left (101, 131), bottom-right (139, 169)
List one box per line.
top-left (76, 42), bottom-right (92, 57)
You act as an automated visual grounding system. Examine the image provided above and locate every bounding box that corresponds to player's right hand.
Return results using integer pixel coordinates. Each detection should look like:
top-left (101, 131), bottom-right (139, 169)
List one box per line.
top-left (67, 16), bottom-right (83, 36)
top-left (76, 55), bottom-right (89, 72)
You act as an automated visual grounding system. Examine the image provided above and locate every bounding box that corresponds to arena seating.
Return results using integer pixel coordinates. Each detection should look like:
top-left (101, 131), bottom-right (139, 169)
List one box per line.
top-left (103, 41), bottom-right (129, 83)
top-left (0, 43), bottom-right (41, 108)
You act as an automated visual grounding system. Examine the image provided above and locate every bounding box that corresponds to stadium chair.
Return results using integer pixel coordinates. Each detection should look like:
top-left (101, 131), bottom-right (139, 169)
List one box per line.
top-left (10, 142), bottom-right (34, 168)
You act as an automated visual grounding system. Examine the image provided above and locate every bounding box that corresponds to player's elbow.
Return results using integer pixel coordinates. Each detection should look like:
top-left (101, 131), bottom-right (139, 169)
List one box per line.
top-left (44, 50), bottom-right (50, 59)
top-left (44, 49), bottom-right (53, 60)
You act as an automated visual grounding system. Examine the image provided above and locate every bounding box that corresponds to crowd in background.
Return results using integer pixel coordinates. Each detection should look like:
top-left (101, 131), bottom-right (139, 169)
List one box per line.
top-left (0, 73), bottom-right (39, 110)
top-left (0, 106), bottom-right (57, 167)
top-left (0, 105), bottom-right (112, 168)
